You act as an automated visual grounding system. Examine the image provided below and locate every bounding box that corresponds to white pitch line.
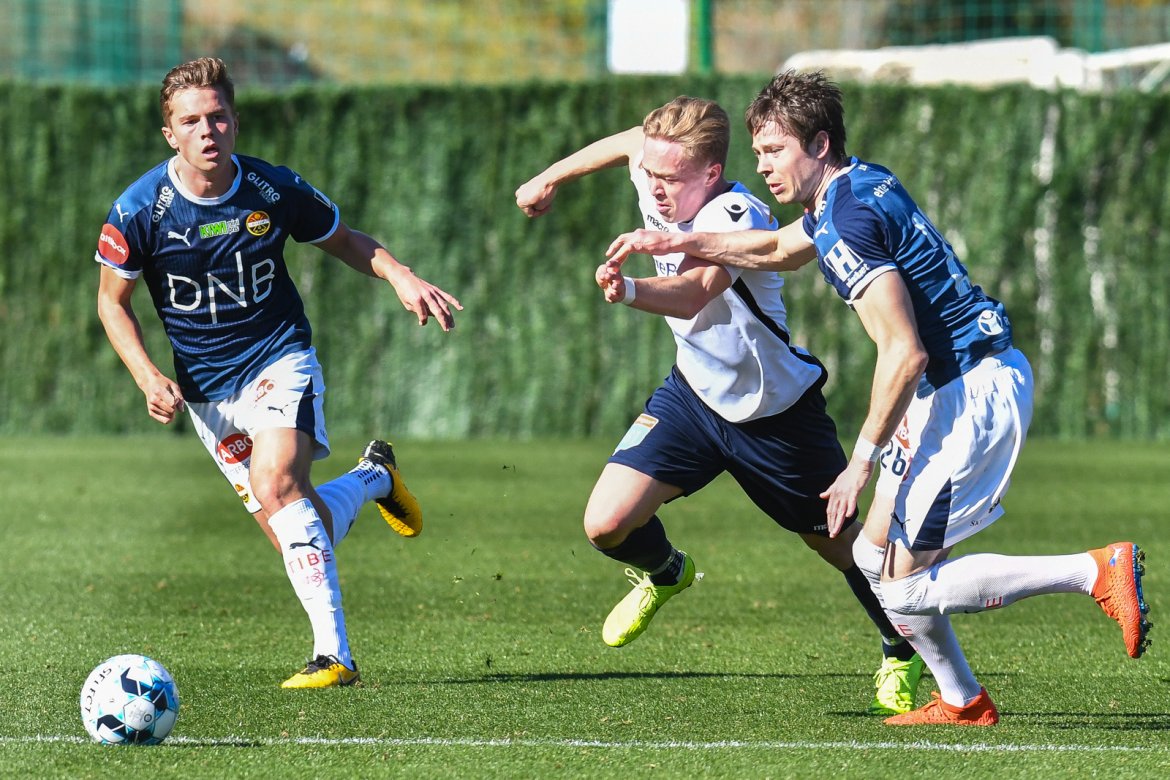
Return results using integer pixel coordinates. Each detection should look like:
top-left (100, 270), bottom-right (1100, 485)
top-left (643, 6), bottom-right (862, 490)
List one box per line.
top-left (1, 735), bottom-right (1163, 753)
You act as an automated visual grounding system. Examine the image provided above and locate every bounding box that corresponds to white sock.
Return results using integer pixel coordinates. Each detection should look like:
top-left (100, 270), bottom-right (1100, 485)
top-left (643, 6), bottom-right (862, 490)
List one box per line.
top-left (854, 536), bottom-right (977, 704)
top-left (316, 460), bottom-right (391, 545)
top-left (851, 534), bottom-right (888, 605)
top-left (883, 553), bottom-right (1097, 615)
top-left (268, 498), bottom-right (351, 666)
top-left (892, 612), bottom-right (984, 708)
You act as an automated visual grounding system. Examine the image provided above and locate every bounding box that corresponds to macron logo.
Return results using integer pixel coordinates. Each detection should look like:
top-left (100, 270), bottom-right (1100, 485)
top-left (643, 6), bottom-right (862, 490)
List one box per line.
top-left (724, 203), bottom-right (747, 222)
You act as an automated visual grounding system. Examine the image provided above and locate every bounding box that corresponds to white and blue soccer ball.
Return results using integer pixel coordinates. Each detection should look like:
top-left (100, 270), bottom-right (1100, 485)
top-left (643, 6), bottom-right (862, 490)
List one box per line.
top-left (80, 654), bottom-right (180, 745)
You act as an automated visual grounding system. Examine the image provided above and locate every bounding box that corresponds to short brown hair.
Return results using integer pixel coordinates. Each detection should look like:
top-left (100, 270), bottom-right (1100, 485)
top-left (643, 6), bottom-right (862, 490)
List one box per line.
top-left (159, 57), bottom-right (236, 124)
top-left (745, 70), bottom-right (847, 162)
top-left (642, 96), bottom-right (730, 168)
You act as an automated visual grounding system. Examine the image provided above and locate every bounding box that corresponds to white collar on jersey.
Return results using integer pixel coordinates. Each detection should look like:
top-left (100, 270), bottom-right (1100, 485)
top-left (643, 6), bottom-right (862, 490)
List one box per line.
top-left (167, 154), bottom-right (243, 206)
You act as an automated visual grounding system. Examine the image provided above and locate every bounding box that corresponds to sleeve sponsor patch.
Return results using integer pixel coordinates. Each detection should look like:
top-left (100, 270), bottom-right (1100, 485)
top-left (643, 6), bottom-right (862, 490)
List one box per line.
top-left (612, 413), bottom-right (658, 454)
top-left (97, 223), bottom-right (130, 265)
top-left (311, 186), bottom-right (334, 212)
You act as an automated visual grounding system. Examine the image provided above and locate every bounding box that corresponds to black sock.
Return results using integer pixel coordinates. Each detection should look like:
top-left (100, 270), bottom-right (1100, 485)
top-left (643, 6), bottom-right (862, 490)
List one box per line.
top-left (648, 549), bottom-right (686, 586)
top-left (593, 515), bottom-right (679, 583)
top-left (883, 637), bottom-right (918, 662)
top-left (841, 564), bottom-right (902, 648)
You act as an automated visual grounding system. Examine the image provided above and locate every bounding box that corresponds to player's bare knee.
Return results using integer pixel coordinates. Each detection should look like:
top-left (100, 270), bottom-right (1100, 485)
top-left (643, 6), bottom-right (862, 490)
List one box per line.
top-left (249, 469), bottom-right (304, 515)
top-left (800, 530), bottom-right (855, 571)
top-left (583, 511), bottom-right (633, 549)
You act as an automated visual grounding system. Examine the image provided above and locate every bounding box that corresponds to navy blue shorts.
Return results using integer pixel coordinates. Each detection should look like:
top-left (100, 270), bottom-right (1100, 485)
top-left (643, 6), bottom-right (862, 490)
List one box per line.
top-left (608, 367), bottom-right (851, 536)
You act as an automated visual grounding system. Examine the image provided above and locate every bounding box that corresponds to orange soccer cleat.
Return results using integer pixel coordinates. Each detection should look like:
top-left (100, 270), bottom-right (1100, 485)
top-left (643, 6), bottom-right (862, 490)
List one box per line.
top-left (1089, 542), bottom-right (1152, 659)
top-left (884, 688), bottom-right (999, 726)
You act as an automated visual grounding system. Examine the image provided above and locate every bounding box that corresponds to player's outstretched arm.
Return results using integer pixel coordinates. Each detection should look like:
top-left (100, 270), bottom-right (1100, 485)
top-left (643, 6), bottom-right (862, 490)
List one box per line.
top-left (607, 218), bottom-right (817, 272)
top-left (318, 223), bottom-right (463, 331)
top-left (595, 257), bottom-right (732, 320)
top-left (515, 126), bottom-right (644, 218)
top-left (96, 266), bottom-right (186, 424)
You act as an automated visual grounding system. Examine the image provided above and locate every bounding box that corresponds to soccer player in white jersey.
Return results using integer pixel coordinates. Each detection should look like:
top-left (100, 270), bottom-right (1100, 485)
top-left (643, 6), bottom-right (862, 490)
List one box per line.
top-left (516, 96), bottom-right (929, 715)
top-left (95, 57), bottom-right (462, 689)
top-left (607, 72), bottom-right (1151, 725)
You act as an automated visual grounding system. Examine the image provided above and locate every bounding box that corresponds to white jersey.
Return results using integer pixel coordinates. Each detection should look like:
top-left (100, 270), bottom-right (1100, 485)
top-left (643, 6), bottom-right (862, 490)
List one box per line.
top-left (630, 161), bottom-right (825, 422)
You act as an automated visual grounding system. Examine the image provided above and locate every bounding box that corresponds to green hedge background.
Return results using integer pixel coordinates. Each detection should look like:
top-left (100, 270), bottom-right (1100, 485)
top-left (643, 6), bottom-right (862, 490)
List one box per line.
top-left (1, 77), bottom-right (1167, 439)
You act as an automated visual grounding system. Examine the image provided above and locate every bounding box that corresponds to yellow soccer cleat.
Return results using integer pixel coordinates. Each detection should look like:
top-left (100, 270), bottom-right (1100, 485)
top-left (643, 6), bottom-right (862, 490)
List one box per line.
top-left (602, 553), bottom-right (697, 647)
top-left (281, 655), bottom-right (360, 689)
top-left (361, 439), bottom-right (423, 537)
top-left (869, 652), bottom-right (925, 715)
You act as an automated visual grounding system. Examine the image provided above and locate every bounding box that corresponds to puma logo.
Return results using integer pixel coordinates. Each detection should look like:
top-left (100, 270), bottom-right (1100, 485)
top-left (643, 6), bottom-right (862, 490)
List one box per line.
top-left (167, 228), bottom-right (192, 247)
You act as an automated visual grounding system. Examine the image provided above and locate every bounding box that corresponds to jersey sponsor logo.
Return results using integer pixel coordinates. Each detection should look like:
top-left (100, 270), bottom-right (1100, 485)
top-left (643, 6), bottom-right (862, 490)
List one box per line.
top-left (977, 310), bottom-right (1005, 336)
top-left (872, 175), bottom-right (898, 198)
top-left (814, 222), bottom-right (830, 238)
top-left (654, 257), bottom-right (679, 276)
top-left (98, 223), bottom-right (130, 265)
top-left (217, 433), bottom-right (254, 464)
top-left (724, 203), bottom-right (747, 222)
top-left (246, 211), bottom-right (271, 236)
top-left (167, 227), bottom-right (192, 246)
top-left (823, 238), bottom-right (865, 285)
top-left (152, 185), bottom-right (175, 223)
top-left (894, 416), bottom-right (911, 449)
top-left (167, 251), bottom-right (277, 324)
top-left (644, 212), bottom-right (667, 231)
top-left (311, 186), bottom-right (333, 211)
top-left (115, 203), bottom-right (130, 223)
top-left (613, 413), bottom-right (658, 454)
top-left (198, 218), bottom-right (241, 239)
top-left (253, 378), bottom-right (276, 402)
top-left (232, 483), bottom-right (252, 505)
top-left (245, 171), bottom-right (282, 204)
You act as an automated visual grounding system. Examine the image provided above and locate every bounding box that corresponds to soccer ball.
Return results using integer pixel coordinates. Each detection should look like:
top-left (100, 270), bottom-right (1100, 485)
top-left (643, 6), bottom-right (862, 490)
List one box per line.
top-left (80, 654), bottom-right (180, 745)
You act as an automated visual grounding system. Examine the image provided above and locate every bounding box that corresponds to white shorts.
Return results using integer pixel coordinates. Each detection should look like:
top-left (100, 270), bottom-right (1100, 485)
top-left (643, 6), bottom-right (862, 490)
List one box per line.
top-left (187, 348), bottom-right (330, 514)
top-left (877, 348), bottom-right (1034, 551)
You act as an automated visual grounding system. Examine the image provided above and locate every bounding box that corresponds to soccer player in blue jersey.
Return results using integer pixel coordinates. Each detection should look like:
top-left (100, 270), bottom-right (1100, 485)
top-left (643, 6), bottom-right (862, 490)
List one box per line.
top-left (607, 71), bottom-right (1151, 725)
top-left (95, 57), bottom-right (462, 689)
top-left (516, 96), bottom-right (926, 715)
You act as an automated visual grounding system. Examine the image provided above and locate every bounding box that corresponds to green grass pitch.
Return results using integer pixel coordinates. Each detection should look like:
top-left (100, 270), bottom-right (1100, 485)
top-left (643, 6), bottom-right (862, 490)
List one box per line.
top-left (1, 436), bottom-right (1167, 778)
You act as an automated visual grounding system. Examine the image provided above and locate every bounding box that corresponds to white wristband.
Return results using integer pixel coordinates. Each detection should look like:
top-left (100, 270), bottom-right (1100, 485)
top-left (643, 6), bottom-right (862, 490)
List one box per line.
top-left (853, 435), bottom-right (883, 463)
top-left (621, 276), bottom-right (636, 305)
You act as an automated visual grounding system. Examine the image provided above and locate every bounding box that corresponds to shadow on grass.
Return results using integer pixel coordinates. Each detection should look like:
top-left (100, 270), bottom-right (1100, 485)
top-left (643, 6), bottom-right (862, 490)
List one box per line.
top-left (433, 670), bottom-right (836, 684)
top-left (431, 668), bottom-right (1026, 683)
top-left (429, 670), bottom-right (1016, 685)
top-left (1029, 712), bottom-right (1170, 731)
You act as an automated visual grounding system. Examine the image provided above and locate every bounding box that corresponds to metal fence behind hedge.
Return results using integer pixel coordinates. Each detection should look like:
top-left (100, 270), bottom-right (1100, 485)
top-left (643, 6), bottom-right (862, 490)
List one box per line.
top-left (2, 0), bottom-right (1169, 88)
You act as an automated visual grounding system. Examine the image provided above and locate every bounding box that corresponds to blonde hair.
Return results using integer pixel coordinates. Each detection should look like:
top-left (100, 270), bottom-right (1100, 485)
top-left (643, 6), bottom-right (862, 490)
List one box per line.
top-left (159, 57), bottom-right (236, 124)
top-left (642, 96), bottom-right (730, 168)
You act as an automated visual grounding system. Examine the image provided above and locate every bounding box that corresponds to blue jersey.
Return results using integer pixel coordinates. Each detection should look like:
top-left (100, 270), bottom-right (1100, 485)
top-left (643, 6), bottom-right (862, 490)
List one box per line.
top-left (95, 154), bottom-right (339, 402)
top-left (802, 158), bottom-right (1012, 393)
